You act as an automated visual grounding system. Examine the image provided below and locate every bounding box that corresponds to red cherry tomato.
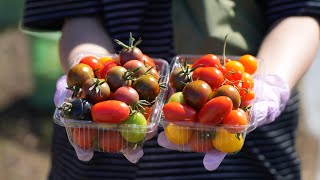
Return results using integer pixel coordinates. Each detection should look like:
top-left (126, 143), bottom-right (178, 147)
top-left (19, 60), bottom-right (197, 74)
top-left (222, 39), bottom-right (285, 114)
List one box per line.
top-left (198, 96), bottom-right (233, 125)
top-left (240, 89), bottom-right (255, 102)
top-left (163, 102), bottom-right (197, 122)
top-left (141, 54), bottom-right (156, 67)
top-left (99, 60), bottom-right (118, 79)
top-left (192, 67), bottom-right (224, 90)
top-left (73, 128), bottom-right (97, 149)
top-left (79, 56), bottom-right (102, 77)
top-left (192, 54), bottom-right (221, 68)
top-left (99, 131), bottom-right (126, 153)
top-left (91, 100), bottom-right (130, 123)
top-left (242, 72), bottom-right (254, 89)
top-left (223, 109), bottom-right (249, 133)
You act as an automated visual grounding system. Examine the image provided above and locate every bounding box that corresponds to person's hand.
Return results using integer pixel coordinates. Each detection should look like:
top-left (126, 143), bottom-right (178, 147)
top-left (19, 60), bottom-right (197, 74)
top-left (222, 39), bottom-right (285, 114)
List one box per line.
top-left (54, 75), bottom-right (144, 163)
top-left (252, 74), bottom-right (290, 127)
top-left (157, 74), bottom-right (291, 171)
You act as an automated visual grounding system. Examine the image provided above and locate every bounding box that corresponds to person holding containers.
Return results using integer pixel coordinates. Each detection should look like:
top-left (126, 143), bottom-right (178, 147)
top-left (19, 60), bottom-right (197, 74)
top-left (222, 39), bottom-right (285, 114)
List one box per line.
top-left (22, 0), bottom-right (319, 179)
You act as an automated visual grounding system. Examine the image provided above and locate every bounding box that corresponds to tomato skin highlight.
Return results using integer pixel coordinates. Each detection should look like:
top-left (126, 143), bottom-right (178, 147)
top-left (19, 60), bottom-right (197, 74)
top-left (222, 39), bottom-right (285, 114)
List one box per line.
top-left (192, 54), bottom-right (221, 68)
top-left (163, 102), bottom-right (197, 122)
top-left (141, 54), bottom-right (156, 67)
top-left (198, 96), bottom-right (233, 125)
top-left (67, 63), bottom-right (95, 87)
top-left (192, 67), bottom-right (224, 90)
top-left (91, 100), bottom-right (130, 123)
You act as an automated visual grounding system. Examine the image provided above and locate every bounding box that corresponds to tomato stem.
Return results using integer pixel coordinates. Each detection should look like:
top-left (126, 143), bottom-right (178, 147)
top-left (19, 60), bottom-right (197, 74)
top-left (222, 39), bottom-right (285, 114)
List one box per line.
top-left (222, 33), bottom-right (230, 66)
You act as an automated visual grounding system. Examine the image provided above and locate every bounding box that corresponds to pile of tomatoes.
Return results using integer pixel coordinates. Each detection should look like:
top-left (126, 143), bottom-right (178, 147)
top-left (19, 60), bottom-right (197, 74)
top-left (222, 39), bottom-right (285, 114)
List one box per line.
top-left (162, 54), bottom-right (259, 153)
top-left (59, 34), bottom-right (165, 152)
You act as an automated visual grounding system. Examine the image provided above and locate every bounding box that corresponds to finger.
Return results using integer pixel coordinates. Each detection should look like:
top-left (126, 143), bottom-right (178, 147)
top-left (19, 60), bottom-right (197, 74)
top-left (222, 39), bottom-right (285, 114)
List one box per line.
top-left (122, 147), bottom-right (144, 164)
top-left (203, 149), bottom-right (226, 171)
top-left (74, 147), bottom-right (94, 161)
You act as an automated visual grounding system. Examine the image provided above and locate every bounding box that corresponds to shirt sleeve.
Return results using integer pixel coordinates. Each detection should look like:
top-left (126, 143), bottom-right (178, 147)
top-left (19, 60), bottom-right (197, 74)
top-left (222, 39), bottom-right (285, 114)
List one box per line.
top-left (258, 0), bottom-right (320, 25)
top-left (23, 0), bottom-right (102, 31)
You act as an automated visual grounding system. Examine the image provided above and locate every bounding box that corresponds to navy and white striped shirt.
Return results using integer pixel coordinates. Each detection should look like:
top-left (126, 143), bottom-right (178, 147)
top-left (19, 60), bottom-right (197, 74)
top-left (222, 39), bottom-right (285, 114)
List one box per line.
top-left (23, 1), bottom-right (319, 179)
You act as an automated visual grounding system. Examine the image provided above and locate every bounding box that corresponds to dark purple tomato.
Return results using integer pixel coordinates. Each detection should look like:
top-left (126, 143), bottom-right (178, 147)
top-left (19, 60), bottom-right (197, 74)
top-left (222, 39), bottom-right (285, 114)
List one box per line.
top-left (213, 85), bottom-right (241, 109)
top-left (60, 98), bottom-right (92, 120)
top-left (170, 67), bottom-right (192, 92)
top-left (132, 74), bottom-right (160, 101)
top-left (182, 80), bottom-right (212, 110)
top-left (123, 60), bottom-right (148, 78)
top-left (106, 66), bottom-right (132, 92)
top-left (82, 78), bottom-right (111, 104)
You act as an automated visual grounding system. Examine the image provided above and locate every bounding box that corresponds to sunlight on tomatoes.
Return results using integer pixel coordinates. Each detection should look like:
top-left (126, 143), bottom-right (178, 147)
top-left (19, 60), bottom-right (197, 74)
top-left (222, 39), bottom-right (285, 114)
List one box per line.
top-left (240, 89), bottom-right (255, 102)
top-left (73, 128), bottom-right (97, 149)
top-left (242, 72), bottom-right (254, 89)
top-left (212, 128), bottom-right (244, 153)
top-left (165, 123), bottom-right (193, 145)
top-left (99, 131), bottom-right (125, 153)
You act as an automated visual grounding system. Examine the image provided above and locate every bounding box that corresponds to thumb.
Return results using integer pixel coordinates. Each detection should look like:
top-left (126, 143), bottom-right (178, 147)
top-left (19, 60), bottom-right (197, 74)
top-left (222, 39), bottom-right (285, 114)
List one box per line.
top-left (203, 149), bottom-right (226, 171)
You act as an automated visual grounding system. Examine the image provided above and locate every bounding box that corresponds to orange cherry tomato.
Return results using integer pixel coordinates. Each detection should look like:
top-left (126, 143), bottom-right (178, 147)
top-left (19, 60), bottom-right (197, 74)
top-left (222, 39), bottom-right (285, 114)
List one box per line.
top-left (91, 100), bottom-right (130, 123)
top-left (240, 89), bottom-right (255, 102)
top-left (189, 131), bottom-right (214, 153)
top-left (242, 72), bottom-right (254, 89)
top-left (238, 54), bottom-right (258, 74)
top-left (163, 102), bottom-right (197, 122)
top-left (99, 131), bottom-right (126, 153)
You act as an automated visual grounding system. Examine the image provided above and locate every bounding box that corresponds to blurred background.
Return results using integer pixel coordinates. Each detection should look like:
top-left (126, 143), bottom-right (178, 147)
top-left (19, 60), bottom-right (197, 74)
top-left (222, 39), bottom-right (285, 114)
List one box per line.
top-left (0, 1), bottom-right (319, 180)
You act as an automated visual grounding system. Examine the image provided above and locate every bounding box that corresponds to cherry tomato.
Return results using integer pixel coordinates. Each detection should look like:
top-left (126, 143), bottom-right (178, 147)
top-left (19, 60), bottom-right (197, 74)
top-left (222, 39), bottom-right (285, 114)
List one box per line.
top-left (212, 128), bottom-right (244, 153)
top-left (91, 100), bottom-right (130, 123)
top-left (99, 131), bottom-right (126, 153)
top-left (123, 60), bottom-right (148, 78)
top-left (165, 123), bottom-right (193, 145)
top-left (142, 106), bottom-right (152, 123)
top-left (189, 131), bottom-right (214, 153)
top-left (112, 86), bottom-right (139, 105)
top-left (106, 66), bottom-right (132, 92)
top-left (225, 61), bottom-right (245, 81)
top-left (240, 89), bottom-right (255, 102)
top-left (242, 72), bottom-right (254, 89)
top-left (163, 102), bottom-right (197, 122)
top-left (99, 60), bottom-right (118, 79)
top-left (170, 67), bottom-right (190, 92)
top-left (67, 63), bottom-right (94, 87)
top-left (192, 54), bottom-right (221, 68)
top-left (183, 80), bottom-right (213, 110)
top-left (79, 56), bottom-right (102, 77)
top-left (198, 96), bottom-right (233, 125)
top-left (73, 128), bottom-right (97, 149)
top-left (82, 78), bottom-right (111, 103)
top-left (218, 65), bottom-right (227, 75)
top-left (192, 67), bottom-right (224, 90)
top-left (121, 112), bottom-right (147, 143)
top-left (223, 109), bottom-right (248, 133)
top-left (168, 92), bottom-right (186, 104)
top-left (146, 66), bottom-right (160, 80)
top-left (213, 85), bottom-right (241, 109)
top-left (238, 54), bottom-right (258, 74)
top-left (132, 74), bottom-right (160, 101)
top-left (99, 56), bottom-right (115, 65)
top-left (141, 54), bottom-right (156, 67)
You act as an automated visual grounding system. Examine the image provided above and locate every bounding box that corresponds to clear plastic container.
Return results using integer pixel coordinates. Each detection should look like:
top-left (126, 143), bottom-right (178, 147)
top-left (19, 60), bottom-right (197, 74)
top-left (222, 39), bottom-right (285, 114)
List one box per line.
top-left (161, 54), bottom-right (264, 154)
top-left (53, 54), bottom-right (169, 154)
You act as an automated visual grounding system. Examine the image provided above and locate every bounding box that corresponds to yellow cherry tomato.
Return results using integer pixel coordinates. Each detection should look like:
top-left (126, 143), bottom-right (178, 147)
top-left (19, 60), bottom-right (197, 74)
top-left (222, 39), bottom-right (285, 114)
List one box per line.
top-left (165, 123), bottom-right (193, 145)
top-left (212, 128), bottom-right (244, 153)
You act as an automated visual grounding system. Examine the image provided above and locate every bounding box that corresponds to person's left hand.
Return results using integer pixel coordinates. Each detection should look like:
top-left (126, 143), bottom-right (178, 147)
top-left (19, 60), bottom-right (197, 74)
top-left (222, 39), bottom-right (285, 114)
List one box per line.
top-left (54, 75), bottom-right (144, 163)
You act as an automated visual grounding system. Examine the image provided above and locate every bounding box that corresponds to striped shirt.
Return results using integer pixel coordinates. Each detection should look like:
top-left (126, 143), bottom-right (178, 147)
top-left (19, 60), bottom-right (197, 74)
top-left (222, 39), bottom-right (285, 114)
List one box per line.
top-left (23, 1), bottom-right (319, 180)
